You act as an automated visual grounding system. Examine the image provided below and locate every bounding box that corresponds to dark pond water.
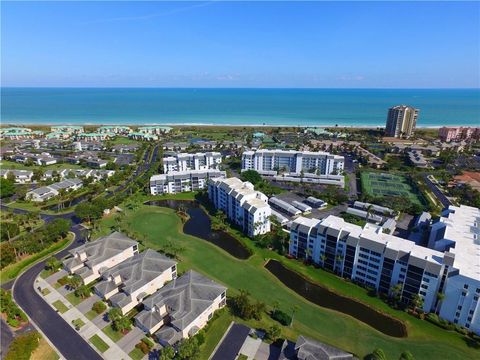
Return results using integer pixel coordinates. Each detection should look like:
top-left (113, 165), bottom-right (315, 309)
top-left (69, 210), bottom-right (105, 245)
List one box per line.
top-left (145, 200), bottom-right (251, 260)
top-left (265, 259), bottom-right (407, 338)
top-left (43, 193), bottom-right (89, 211)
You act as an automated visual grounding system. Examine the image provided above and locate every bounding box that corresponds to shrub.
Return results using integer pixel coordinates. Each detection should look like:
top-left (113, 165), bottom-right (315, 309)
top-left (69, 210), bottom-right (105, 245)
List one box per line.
top-left (57, 276), bottom-right (70, 286)
top-left (92, 301), bottom-right (106, 314)
top-left (271, 309), bottom-right (292, 326)
top-left (135, 341), bottom-right (150, 354)
top-left (141, 337), bottom-right (154, 349)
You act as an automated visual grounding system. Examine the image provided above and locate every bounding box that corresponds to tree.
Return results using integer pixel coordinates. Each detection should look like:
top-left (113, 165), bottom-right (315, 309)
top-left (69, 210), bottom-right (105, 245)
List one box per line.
top-left (390, 283), bottom-right (403, 307)
top-left (435, 292), bottom-right (445, 314)
top-left (410, 294), bottom-right (424, 313)
top-left (92, 301), bottom-right (107, 314)
top-left (113, 316), bottom-right (131, 333)
top-left (45, 256), bottom-right (62, 272)
top-left (176, 337), bottom-right (199, 360)
top-left (240, 170), bottom-right (262, 185)
top-left (0, 178), bottom-right (15, 198)
top-left (159, 345), bottom-right (175, 360)
top-left (399, 351), bottom-right (414, 360)
top-left (75, 285), bottom-right (91, 299)
top-left (108, 308), bottom-right (123, 322)
top-left (371, 348), bottom-right (388, 360)
top-left (290, 305), bottom-right (300, 327)
top-left (266, 324), bottom-right (281, 341)
top-left (75, 203), bottom-right (93, 223)
top-left (68, 274), bottom-right (82, 290)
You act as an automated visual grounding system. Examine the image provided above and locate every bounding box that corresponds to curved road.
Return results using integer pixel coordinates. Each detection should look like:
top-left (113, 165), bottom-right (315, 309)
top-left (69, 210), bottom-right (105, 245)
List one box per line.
top-left (2, 144), bottom-right (159, 359)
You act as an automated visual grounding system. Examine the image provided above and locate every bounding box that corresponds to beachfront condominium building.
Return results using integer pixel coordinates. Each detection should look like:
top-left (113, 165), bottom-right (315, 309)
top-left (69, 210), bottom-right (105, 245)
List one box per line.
top-left (150, 169), bottom-right (226, 194)
top-left (208, 177), bottom-right (271, 237)
top-left (289, 212), bottom-right (480, 334)
top-left (163, 152), bottom-right (222, 173)
top-left (241, 149), bottom-right (344, 175)
top-left (98, 126), bottom-right (132, 135)
top-left (438, 127), bottom-right (480, 143)
top-left (428, 205), bottom-right (480, 333)
top-left (385, 105), bottom-right (419, 138)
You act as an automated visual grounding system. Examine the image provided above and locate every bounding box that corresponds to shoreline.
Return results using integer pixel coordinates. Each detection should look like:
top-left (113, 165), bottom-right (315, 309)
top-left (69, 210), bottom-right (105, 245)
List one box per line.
top-left (0, 122), bottom-right (454, 129)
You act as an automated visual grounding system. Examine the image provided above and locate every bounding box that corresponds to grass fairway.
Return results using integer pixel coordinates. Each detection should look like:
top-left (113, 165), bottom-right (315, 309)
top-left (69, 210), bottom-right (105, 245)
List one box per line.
top-left (95, 204), bottom-right (478, 360)
top-left (360, 171), bottom-right (423, 204)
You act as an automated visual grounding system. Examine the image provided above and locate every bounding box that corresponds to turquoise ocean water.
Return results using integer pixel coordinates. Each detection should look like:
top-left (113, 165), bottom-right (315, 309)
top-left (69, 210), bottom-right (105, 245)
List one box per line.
top-left (1, 88), bottom-right (479, 127)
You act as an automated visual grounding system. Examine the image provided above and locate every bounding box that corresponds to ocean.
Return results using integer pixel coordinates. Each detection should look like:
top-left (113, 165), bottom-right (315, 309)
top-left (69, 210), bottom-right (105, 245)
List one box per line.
top-left (1, 88), bottom-right (479, 127)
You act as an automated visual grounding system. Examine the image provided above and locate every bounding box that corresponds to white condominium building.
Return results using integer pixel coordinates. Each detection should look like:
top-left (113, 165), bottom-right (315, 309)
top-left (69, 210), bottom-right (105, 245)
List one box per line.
top-left (290, 211), bottom-right (480, 334)
top-left (208, 177), bottom-right (271, 238)
top-left (242, 149), bottom-right (344, 175)
top-left (163, 152), bottom-right (222, 173)
top-left (150, 169), bottom-right (226, 195)
top-left (428, 205), bottom-right (480, 333)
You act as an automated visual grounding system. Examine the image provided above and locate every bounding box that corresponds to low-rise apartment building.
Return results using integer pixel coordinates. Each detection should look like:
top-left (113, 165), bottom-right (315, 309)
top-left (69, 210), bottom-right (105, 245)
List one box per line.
top-left (150, 169), bottom-right (225, 195)
top-left (98, 126), bottom-right (131, 135)
top-left (290, 211), bottom-right (480, 334)
top-left (94, 249), bottom-right (177, 314)
top-left (50, 126), bottom-right (84, 134)
top-left (208, 177), bottom-right (271, 237)
top-left (428, 205), bottom-right (480, 333)
top-left (242, 149), bottom-right (344, 176)
top-left (63, 232), bottom-right (138, 285)
top-left (0, 169), bottom-right (34, 183)
top-left (137, 126), bottom-right (172, 135)
top-left (135, 270), bottom-right (226, 346)
top-left (163, 152), bottom-right (222, 173)
top-left (26, 178), bottom-right (83, 202)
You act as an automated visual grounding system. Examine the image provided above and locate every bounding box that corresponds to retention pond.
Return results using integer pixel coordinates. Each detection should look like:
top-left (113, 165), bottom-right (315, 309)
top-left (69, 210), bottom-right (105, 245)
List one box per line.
top-left (265, 259), bottom-right (407, 338)
top-left (145, 200), bottom-right (251, 260)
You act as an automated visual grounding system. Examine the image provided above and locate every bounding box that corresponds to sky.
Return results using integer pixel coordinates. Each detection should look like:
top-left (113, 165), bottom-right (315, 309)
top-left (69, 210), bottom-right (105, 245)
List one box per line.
top-left (1, 1), bottom-right (479, 88)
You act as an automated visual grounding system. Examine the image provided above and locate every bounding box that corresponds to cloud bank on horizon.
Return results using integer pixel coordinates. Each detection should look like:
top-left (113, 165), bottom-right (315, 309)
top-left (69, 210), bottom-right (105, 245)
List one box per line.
top-left (1, 1), bottom-right (479, 88)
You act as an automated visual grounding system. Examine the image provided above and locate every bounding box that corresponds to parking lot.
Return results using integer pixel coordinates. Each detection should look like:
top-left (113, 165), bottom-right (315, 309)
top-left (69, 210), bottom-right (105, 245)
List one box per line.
top-left (273, 192), bottom-right (346, 221)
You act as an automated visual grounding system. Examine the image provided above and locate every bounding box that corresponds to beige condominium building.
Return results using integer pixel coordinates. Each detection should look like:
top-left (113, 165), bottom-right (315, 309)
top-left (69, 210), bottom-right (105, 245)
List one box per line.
top-left (385, 105), bottom-right (419, 138)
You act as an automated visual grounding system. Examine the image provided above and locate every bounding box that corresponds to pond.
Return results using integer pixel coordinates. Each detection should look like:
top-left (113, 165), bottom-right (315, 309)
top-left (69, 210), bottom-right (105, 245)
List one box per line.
top-left (144, 200), bottom-right (251, 260)
top-left (265, 259), bottom-right (407, 338)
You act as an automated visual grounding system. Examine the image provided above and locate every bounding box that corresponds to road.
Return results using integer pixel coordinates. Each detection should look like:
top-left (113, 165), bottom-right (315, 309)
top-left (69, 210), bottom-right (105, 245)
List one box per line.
top-left (423, 174), bottom-right (452, 208)
top-left (1, 144), bottom-right (159, 359)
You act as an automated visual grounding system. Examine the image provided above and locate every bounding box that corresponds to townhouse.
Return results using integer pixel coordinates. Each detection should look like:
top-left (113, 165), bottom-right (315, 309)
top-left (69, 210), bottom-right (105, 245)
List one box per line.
top-left (279, 335), bottom-right (355, 360)
top-left (0, 169), bottom-right (34, 183)
top-left (242, 149), bottom-right (344, 176)
top-left (26, 178), bottom-right (83, 202)
top-left (163, 152), bottom-right (222, 173)
top-left (135, 270), bottom-right (226, 346)
top-left (150, 169), bottom-right (226, 195)
top-left (94, 249), bottom-right (177, 314)
top-left (63, 232), bottom-right (139, 285)
top-left (42, 169), bottom-right (115, 182)
top-left (290, 212), bottom-right (480, 334)
top-left (208, 177), bottom-right (271, 237)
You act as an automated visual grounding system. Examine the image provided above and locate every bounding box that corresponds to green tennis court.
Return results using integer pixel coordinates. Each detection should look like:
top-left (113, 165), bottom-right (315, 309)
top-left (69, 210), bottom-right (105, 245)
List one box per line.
top-left (360, 172), bottom-right (422, 205)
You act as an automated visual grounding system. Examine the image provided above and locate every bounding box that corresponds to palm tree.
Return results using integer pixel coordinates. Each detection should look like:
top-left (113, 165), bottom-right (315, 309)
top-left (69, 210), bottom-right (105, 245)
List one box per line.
top-left (435, 292), bottom-right (445, 315)
top-left (320, 254), bottom-right (327, 266)
top-left (410, 294), bottom-right (424, 313)
top-left (390, 283), bottom-right (403, 307)
top-left (290, 305), bottom-right (300, 327)
top-left (272, 300), bottom-right (280, 314)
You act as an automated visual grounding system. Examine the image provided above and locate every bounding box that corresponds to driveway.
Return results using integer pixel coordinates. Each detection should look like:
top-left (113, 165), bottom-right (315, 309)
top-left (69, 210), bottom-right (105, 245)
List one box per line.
top-left (211, 323), bottom-right (250, 360)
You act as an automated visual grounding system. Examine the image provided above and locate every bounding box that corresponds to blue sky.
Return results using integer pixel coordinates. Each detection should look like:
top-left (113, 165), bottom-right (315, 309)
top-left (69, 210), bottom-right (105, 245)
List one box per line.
top-left (1, 1), bottom-right (479, 88)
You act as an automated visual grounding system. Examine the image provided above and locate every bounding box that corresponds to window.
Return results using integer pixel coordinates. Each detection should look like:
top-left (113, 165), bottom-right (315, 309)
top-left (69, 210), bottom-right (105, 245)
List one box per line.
top-left (457, 305), bottom-right (463, 311)
top-left (423, 278), bottom-right (430, 283)
top-left (469, 310), bottom-right (474, 315)
top-left (420, 291), bottom-right (426, 296)
top-left (455, 312), bottom-right (460, 317)
top-left (464, 284), bottom-right (469, 290)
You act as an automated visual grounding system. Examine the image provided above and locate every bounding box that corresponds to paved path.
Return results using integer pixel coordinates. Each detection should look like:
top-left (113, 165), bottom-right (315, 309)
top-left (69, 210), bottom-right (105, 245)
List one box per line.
top-left (423, 174), bottom-right (452, 208)
top-left (36, 275), bottom-right (130, 360)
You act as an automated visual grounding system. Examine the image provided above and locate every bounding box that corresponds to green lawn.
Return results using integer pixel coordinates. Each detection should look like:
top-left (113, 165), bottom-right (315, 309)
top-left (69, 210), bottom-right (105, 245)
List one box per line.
top-left (86, 309), bottom-right (102, 321)
top-left (52, 300), bottom-right (69, 314)
top-left (41, 288), bottom-right (50, 296)
top-left (0, 235), bottom-right (73, 284)
top-left (102, 324), bottom-right (125, 342)
top-left (89, 335), bottom-right (109, 353)
top-left (65, 292), bottom-right (87, 306)
top-left (129, 347), bottom-right (145, 360)
top-left (72, 318), bottom-right (85, 329)
top-left (198, 310), bottom-right (233, 360)
top-left (93, 203), bottom-right (478, 360)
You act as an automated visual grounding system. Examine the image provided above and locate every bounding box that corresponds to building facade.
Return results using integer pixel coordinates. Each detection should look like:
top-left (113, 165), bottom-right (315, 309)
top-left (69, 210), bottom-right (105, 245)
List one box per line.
top-left (150, 169), bottom-right (226, 195)
top-left (163, 152), bottom-right (222, 173)
top-left (290, 211), bottom-right (480, 334)
top-left (208, 177), bottom-right (271, 237)
top-left (438, 127), bottom-right (480, 143)
top-left (385, 105), bottom-right (419, 138)
top-left (241, 149), bottom-right (344, 176)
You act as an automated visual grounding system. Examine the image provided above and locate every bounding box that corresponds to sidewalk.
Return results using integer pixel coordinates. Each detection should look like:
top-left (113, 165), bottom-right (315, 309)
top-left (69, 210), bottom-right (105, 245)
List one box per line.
top-left (35, 276), bottom-right (131, 360)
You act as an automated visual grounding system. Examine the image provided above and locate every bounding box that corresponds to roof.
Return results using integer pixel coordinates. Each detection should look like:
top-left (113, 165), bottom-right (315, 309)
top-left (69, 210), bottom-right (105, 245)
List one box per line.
top-left (68, 232), bottom-right (138, 267)
top-left (295, 335), bottom-right (355, 360)
top-left (150, 169), bottom-right (226, 182)
top-left (142, 270), bottom-right (226, 331)
top-left (97, 249), bottom-right (176, 295)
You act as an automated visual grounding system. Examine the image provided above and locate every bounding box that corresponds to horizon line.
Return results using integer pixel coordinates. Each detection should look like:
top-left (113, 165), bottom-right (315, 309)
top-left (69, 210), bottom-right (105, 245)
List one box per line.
top-left (2, 86), bottom-right (479, 90)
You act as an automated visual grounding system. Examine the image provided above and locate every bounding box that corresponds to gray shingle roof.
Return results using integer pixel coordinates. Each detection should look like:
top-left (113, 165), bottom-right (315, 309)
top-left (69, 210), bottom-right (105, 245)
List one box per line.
top-left (142, 270), bottom-right (226, 331)
top-left (69, 231), bottom-right (138, 268)
top-left (97, 249), bottom-right (176, 295)
top-left (295, 335), bottom-right (355, 360)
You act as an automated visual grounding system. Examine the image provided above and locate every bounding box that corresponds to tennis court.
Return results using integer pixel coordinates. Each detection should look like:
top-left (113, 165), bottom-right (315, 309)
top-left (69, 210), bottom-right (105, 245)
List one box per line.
top-left (360, 172), bottom-right (422, 205)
